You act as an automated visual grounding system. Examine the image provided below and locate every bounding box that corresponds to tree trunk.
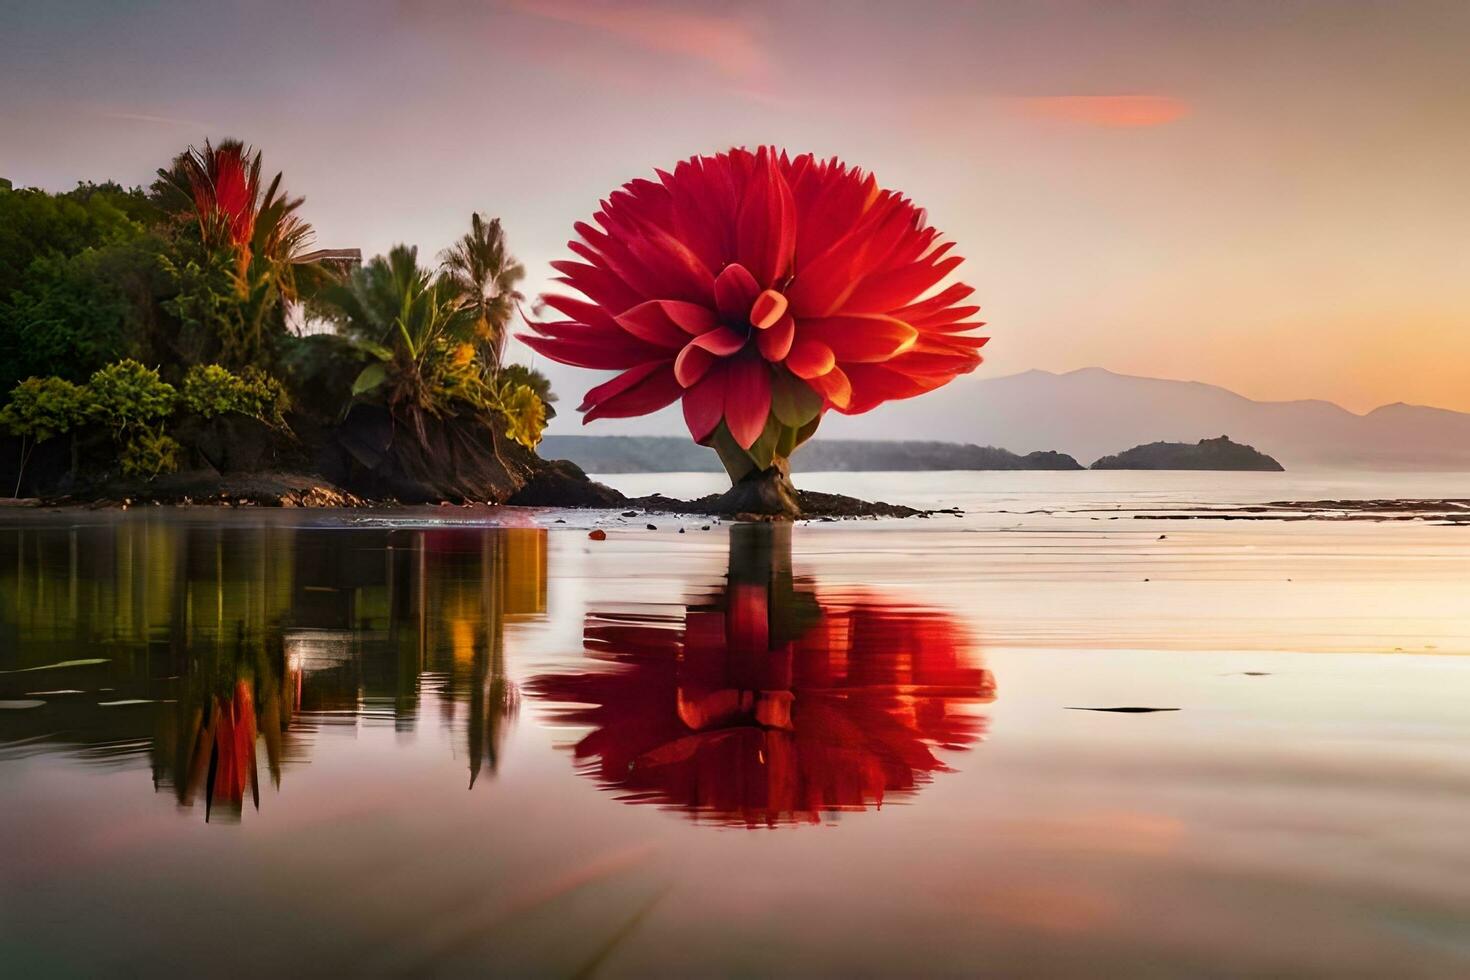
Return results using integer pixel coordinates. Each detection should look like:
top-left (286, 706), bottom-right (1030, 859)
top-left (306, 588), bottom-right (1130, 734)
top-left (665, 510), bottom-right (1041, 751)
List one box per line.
top-left (710, 457), bottom-right (801, 519)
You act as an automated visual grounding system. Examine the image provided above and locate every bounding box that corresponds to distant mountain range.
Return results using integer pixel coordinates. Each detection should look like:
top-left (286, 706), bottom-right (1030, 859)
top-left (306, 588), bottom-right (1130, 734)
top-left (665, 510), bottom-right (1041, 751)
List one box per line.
top-left (547, 367), bottom-right (1470, 470)
top-left (815, 367), bottom-right (1470, 469)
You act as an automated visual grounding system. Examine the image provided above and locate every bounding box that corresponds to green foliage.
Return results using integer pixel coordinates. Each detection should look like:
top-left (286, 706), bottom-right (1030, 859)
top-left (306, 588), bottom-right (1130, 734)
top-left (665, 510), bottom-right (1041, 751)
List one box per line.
top-left (0, 238), bottom-right (168, 393)
top-left (0, 377), bottom-right (93, 442)
top-left (321, 246), bottom-right (486, 416)
top-left (0, 181), bottom-right (159, 299)
top-left (181, 363), bottom-right (289, 427)
top-left (119, 428), bottom-right (182, 480)
top-left (159, 242), bottom-right (262, 369)
top-left (87, 360), bottom-right (177, 437)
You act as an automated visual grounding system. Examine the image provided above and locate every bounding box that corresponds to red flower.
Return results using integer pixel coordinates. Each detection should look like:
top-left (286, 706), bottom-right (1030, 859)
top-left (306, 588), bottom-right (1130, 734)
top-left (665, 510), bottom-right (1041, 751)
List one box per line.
top-left (519, 147), bottom-right (986, 463)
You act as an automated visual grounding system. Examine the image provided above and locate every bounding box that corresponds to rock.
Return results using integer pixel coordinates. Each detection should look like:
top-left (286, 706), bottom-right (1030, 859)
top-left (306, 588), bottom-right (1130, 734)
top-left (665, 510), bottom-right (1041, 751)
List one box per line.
top-left (588, 529), bottom-right (607, 540)
top-left (509, 458), bottom-right (626, 508)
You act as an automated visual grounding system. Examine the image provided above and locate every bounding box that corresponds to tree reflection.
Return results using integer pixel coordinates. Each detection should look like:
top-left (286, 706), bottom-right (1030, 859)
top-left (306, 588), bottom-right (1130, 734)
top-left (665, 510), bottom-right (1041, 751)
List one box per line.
top-left (531, 524), bottom-right (996, 827)
top-left (0, 517), bottom-right (545, 821)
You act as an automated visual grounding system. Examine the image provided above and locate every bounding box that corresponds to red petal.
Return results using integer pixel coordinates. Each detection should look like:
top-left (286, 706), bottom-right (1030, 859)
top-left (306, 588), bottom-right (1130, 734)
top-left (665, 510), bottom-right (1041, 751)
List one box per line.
top-left (756, 313), bottom-right (795, 362)
top-left (785, 337), bottom-right (836, 379)
top-left (615, 301), bottom-right (697, 348)
top-left (800, 315), bottom-right (918, 363)
top-left (518, 332), bottom-right (662, 371)
top-left (582, 362), bottom-right (683, 421)
top-left (682, 364), bottom-right (729, 443)
top-left (843, 254), bottom-right (964, 314)
top-left (674, 343), bottom-right (715, 387)
top-left (723, 357), bottom-right (773, 449)
top-left (749, 289), bottom-right (788, 329)
top-left (690, 325), bottom-right (749, 356)
top-left (736, 147), bottom-right (796, 287)
top-left (660, 300), bottom-right (717, 334)
top-left (577, 361), bottom-right (663, 412)
top-left (807, 366), bottom-right (852, 410)
top-left (714, 263), bottom-right (760, 322)
top-left (538, 293), bottom-right (614, 328)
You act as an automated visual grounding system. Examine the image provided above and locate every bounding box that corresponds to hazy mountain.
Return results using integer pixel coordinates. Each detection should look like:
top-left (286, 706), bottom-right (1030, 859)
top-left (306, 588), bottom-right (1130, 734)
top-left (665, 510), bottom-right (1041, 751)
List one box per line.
top-left (816, 368), bottom-right (1470, 469)
top-left (544, 367), bottom-right (1470, 469)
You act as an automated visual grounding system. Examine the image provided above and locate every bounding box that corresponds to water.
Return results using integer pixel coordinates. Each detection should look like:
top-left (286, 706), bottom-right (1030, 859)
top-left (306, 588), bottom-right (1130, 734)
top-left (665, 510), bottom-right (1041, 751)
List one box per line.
top-left (2, 472), bottom-right (1470, 976)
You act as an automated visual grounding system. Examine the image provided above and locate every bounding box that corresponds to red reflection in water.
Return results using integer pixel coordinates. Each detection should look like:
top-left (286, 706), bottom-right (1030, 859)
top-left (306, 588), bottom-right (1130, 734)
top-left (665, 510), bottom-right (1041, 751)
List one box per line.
top-left (532, 525), bottom-right (995, 827)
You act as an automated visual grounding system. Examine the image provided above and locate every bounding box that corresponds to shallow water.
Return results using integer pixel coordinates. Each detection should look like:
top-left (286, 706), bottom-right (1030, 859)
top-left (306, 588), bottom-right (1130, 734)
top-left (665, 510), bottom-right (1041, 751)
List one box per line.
top-left (3, 473), bottom-right (1470, 977)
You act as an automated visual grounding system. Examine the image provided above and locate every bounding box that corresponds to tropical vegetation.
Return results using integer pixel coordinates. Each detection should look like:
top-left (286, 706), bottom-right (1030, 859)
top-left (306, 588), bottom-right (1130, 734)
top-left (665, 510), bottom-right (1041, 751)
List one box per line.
top-left (0, 139), bottom-right (553, 495)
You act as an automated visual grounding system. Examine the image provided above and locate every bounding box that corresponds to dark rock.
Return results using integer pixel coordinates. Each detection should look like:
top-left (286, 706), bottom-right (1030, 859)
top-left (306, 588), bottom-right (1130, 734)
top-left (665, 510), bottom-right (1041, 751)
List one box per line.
top-left (509, 458), bottom-right (625, 508)
top-left (322, 404), bottom-right (533, 502)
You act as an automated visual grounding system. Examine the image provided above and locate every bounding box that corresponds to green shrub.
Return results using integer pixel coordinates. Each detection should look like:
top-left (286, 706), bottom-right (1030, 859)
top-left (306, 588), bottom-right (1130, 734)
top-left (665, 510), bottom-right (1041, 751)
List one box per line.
top-left (0, 376), bottom-right (95, 495)
top-left (119, 427), bottom-right (181, 480)
top-left (181, 363), bottom-right (289, 427)
top-left (0, 377), bottom-right (93, 442)
top-left (87, 360), bottom-right (176, 437)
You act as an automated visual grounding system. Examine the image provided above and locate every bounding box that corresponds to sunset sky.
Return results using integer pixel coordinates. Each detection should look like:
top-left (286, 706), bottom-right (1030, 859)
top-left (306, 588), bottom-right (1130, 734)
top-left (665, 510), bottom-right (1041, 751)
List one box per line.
top-left (4, 0), bottom-right (1468, 427)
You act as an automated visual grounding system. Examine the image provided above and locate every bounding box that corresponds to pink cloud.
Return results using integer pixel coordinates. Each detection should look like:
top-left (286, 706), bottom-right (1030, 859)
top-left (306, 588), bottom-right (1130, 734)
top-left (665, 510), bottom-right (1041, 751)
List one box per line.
top-left (509, 0), bottom-right (769, 80)
top-left (1013, 95), bottom-right (1191, 128)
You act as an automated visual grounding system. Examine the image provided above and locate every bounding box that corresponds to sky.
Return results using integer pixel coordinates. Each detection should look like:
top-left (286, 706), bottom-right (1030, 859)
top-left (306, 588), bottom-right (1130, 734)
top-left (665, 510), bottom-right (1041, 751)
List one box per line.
top-left (3, 0), bottom-right (1469, 434)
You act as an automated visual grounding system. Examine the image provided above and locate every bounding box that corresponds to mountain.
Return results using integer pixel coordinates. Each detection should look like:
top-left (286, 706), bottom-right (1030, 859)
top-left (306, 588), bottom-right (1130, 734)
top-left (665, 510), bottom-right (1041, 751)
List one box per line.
top-left (542, 367), bottom-right (1470, 470)
top-left (1091, 436), bottom-right (1283, 471)
top-left (539, 436), bottom-right (1082, 474)
top-left (814, 368), bottom-right (1470, 469)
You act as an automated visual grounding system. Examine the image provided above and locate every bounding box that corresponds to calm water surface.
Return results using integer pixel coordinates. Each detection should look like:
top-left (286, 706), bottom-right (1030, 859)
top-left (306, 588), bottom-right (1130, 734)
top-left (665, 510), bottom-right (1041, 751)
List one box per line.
top-left (3, 472), bottom-right (1470, 977)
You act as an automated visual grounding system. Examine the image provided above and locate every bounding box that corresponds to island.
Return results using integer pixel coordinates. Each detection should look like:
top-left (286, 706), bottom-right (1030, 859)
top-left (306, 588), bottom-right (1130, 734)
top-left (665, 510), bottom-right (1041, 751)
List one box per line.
top-left (539, 436), bottom-right (1083, 474)
top-left (1090, 436), bottom-right (1284, 471)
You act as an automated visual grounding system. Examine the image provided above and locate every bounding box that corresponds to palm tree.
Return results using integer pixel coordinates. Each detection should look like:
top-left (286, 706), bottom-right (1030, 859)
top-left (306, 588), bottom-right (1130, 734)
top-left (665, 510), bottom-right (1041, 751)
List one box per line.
top-left (439, 213), bottom-right (525, 374)
top-left (157, 140), bottom-right (326, 368)
top-left (318, 245), bottom-right (481, 430)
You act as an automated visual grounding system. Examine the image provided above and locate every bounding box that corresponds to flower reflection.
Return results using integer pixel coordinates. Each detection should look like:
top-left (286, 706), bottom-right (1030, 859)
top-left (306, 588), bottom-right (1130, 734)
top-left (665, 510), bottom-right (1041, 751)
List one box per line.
top-left (532, 524), bottom-right (995, 827)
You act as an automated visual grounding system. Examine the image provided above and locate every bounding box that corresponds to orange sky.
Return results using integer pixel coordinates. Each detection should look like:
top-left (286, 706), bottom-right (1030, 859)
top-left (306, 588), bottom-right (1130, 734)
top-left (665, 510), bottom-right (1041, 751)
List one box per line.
top-left (3, 0), bottom-right (1468, 419)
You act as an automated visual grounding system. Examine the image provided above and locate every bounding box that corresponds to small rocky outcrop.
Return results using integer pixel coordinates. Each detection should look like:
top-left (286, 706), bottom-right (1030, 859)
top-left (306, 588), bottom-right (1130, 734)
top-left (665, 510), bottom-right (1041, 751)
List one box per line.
top-left (1090, 436), bottom-right (1284, 471)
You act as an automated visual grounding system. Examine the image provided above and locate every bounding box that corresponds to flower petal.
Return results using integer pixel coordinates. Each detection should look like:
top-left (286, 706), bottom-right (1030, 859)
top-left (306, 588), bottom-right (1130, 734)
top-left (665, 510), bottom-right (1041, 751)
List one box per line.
top-left (736, 147), bottom-right (796, 287)
top-left (749, 289), bottom-right (788, 329)
top-left (674, 342), bottom-right (715, 387)
top-left (582, 362), bottom-right (683, 422)
top-left (682, 364), bottom-right (729, 443)
top-left (799, 315), bottom-right (918, 363)
top-left (723, 357), bottom-right (773, 450)
top-left (690, 325), bottom-right (749, 356)
top-left (807, 365), bottom-right (852, 410)
top-left (615, 301), bottom-right (699, 348)
top-left (756, 313), bottom-right (795, 362)
top-left (714, 263), bottom-right (760, 322)
top-left (518, 331), bottom-right (662, 371)
top-left (577, 361), bottom-right (663, 412)
top-left (785, 337), bottom-right (836, 379)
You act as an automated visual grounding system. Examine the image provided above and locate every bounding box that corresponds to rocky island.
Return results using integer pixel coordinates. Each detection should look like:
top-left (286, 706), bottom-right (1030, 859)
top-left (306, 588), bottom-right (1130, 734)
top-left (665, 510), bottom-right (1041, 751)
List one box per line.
top-left (1090, 436), bottom-right (1284, 471)
top-left (539, 436), bottom-right (1083, 473)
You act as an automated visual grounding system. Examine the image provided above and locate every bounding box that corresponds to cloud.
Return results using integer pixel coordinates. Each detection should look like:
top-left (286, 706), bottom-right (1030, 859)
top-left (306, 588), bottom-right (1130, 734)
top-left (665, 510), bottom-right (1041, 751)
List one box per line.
top-left (94, 108), bottom-right (208, 129)
top-left (1012, 95), bottom-right (1191, 128)
top-left (508, 0), bottom-right (770, 80)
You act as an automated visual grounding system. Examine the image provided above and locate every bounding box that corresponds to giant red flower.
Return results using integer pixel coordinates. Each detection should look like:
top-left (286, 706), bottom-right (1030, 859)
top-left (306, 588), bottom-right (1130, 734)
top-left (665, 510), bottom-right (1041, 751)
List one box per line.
top-left (519, 147), bottom-right (986, 468)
